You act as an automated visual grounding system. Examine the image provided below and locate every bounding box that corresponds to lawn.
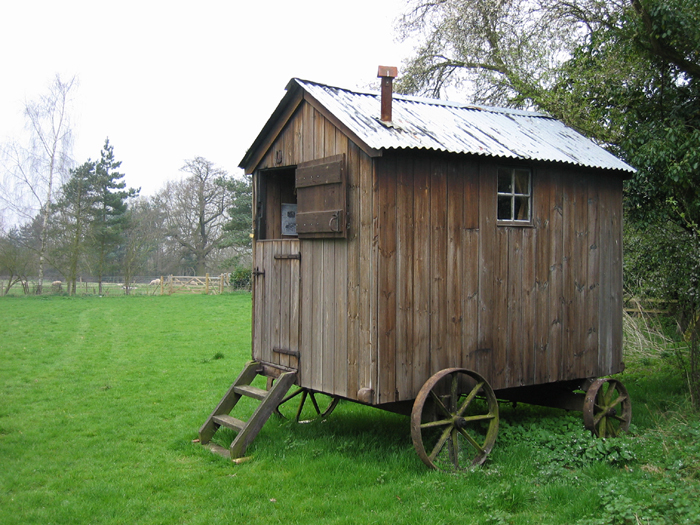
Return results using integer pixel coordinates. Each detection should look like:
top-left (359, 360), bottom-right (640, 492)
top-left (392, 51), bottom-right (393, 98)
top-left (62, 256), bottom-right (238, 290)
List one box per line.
top-left (1, 294), bottom-right (699, 524)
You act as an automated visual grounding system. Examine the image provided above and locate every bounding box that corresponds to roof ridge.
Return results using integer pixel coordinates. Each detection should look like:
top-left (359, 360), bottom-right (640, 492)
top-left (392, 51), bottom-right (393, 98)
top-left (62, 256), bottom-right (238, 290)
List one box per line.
top-left (291, 78), bottom-right (548, 118)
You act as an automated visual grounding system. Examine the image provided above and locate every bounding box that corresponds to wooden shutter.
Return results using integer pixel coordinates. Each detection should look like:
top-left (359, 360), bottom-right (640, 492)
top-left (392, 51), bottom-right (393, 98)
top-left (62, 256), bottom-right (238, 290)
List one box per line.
top-left (295, 153), bottom-right (347, 239)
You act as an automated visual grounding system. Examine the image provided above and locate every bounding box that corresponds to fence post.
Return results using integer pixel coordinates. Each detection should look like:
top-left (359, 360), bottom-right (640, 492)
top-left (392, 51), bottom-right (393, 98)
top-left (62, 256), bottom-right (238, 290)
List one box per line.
top-left (160, 276), bottom-right (164, 296)
top-left (205, 273), bottom-right (210, 295)
top-left (169, 275), bottom-right (173, 295)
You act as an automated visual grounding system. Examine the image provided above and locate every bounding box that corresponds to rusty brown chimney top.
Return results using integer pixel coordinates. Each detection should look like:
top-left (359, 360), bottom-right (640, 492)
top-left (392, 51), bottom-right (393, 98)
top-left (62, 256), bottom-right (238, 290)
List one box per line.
top-left (377, 65), bottom-right (398, 123)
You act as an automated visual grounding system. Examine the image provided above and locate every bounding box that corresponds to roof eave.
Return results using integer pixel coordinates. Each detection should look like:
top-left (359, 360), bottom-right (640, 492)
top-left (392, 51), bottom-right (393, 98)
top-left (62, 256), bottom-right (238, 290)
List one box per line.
top-left (238, 80), bottom-right (304, 174)
top-left (239, 79), bottom-right (382, 174)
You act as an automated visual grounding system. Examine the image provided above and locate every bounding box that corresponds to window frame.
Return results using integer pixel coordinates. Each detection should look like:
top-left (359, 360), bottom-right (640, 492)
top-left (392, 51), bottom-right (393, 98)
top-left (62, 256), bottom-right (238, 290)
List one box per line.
top-left (496, 166), bottom-right (533, 226)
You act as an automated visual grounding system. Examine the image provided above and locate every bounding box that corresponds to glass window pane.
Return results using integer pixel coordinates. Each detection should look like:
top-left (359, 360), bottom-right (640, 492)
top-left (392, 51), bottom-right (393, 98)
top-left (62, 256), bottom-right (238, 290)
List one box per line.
top-left (497, 169), bottom-right (512, 193)
top-left (498, 195), bottom-right (512, 220)
top-left (514, 170), bottom-right (530, 195)
top-left (514, 196), bottom-right (530, 220)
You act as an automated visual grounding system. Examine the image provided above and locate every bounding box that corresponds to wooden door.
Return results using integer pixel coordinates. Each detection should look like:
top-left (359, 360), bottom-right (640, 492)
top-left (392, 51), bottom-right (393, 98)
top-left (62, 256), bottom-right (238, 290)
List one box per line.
top-left (252, 240), bottom-right (301, 372)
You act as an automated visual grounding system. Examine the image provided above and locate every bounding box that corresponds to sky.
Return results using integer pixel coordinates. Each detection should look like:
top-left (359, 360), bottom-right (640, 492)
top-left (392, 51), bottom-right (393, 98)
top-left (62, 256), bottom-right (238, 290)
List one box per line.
top-left (0, 0), bottom-right (414, 198)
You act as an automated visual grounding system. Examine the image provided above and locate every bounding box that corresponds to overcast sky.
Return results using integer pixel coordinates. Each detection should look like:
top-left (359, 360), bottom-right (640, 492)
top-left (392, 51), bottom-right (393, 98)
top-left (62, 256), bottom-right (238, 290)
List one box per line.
top-left (0, 0), bottom-right (413, 197)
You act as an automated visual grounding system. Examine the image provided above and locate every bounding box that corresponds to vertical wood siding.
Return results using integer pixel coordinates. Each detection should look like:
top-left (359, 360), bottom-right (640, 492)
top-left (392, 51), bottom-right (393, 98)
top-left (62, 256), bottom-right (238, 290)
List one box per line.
top-left (375, 150), bottom-right (624, 399)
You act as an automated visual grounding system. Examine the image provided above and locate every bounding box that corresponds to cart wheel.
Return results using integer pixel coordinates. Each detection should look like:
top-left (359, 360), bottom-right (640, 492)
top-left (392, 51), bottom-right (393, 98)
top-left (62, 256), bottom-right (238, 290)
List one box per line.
top-left (274, 387), bottom-right (340, 423)
top-left (583, 378), bottom-right (632, 438)
top-left (411, 368), bottom-right (499, 471)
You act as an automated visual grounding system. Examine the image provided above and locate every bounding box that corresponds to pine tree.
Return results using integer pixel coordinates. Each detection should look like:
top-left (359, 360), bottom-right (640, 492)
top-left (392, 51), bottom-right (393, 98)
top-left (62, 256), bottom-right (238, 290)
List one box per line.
top-left (90, 139), bottom-right (138, 294)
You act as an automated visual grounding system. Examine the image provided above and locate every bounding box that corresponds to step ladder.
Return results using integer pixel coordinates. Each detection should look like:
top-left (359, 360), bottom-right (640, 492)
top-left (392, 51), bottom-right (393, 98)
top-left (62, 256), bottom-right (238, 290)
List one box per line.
top-left (199, 361), bottom-right (296, 460)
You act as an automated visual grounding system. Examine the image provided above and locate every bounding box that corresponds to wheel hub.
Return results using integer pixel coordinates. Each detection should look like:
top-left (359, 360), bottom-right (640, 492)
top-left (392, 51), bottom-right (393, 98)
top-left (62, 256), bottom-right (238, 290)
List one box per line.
top-left (454, 416), bottom-right (468, 429)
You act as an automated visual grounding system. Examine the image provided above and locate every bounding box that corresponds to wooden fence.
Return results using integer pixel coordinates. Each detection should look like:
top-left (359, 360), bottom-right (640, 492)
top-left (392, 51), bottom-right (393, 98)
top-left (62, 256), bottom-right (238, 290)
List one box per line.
top-left (623, 296), bottom-right (675, 316)
top-left (154, 274), bottom-right (231, 295)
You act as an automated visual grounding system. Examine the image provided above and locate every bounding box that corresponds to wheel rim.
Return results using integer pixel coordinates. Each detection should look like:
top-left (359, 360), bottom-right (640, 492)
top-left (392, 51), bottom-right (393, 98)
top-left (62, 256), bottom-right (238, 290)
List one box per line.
top-left (583, 378), bottom-right (632, 438)
top-left (274, 387), bottom-right (340, 423)
top-left (411, 368), bottom-right (499, 470)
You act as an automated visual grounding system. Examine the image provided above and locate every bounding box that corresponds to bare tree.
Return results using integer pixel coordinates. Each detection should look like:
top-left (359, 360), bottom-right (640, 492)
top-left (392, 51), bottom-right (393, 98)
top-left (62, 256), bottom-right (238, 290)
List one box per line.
top-left (157, 157), bottom-right (231, 275)
top-left (0, 74), bottom-right (76, 293)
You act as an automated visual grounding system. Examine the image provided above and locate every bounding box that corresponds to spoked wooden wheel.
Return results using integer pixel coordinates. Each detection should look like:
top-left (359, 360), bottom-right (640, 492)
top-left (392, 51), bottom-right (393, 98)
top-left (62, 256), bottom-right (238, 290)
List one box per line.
top-left (274, 387), bottom-right (340, 423)
top-left (583, 378), bottom-right (632, 438)
top-left (411, 368), bottom-right (499, 471)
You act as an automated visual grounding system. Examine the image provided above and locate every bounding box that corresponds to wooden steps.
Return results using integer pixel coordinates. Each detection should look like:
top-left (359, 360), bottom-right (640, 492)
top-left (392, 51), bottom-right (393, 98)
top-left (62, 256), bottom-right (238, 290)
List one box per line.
top-left (233, 385), bottom-right (267, 401)
top-left (212, 414), bottom-right (246, 432)
top-left (198, 361), bottom-right (296, 461)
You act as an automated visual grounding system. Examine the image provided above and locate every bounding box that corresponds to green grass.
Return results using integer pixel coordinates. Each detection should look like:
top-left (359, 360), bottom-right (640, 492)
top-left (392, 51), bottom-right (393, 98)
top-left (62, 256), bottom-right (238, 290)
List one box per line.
top-left (1, 295), bottom-right (700, 524)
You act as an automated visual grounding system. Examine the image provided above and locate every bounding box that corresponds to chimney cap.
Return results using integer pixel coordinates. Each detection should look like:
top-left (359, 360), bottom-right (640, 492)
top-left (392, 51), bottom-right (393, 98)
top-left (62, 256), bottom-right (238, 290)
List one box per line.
top-left (377, 65), bottom-right (398, 79)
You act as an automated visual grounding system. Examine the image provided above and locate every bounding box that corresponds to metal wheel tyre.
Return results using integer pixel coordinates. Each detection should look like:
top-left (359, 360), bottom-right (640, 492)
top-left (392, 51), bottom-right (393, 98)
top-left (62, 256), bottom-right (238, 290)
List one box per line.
top-left (583, 378), bottom-right (632, 438)
top-left (274, 387), bottom-right (340, 423)
top-left (411, 368), bottom-right (499, 471)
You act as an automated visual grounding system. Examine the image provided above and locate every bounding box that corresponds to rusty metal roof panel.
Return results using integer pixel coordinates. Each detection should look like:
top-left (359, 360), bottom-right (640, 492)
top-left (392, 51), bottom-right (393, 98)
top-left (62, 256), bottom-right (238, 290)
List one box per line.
top-left (297, 79), bottom-right (634, 172)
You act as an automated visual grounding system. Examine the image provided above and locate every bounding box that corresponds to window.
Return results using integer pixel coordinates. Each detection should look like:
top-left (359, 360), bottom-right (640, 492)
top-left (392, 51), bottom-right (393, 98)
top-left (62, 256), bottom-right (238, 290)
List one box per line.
top-left (255, 168), bottom-right (298, 240)
top-left (254, 154), bottom-right (347, 240)
top-left (497, 167), bottom-right (531, 223)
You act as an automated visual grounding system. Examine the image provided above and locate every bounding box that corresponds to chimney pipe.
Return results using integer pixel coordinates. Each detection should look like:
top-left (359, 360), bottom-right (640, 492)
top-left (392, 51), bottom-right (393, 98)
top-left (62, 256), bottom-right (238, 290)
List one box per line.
top-left (377, 65), bottom-right (398, 123)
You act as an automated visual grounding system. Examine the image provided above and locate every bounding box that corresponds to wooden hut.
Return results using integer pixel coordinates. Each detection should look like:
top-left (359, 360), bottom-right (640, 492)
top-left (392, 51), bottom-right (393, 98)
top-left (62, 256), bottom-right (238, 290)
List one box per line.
top-left (199, 68), bottom-right (634, 464)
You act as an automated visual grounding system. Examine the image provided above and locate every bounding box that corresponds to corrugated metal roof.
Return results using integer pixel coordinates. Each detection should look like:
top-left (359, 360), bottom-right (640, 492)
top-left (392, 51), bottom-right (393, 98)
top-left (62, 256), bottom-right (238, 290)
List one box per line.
top-left (241, 78), bottom-right (634, 173)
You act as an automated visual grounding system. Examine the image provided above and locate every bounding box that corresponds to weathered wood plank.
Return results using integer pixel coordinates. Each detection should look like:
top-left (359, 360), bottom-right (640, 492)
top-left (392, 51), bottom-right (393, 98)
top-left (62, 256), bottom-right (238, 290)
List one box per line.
top-left (358, 149), bottom-right (374, 400)
top-left (320, 120), bottom-right (338, 396)
top-left (585, 176), bottom-right (600, 378)
top-left (252, 243), bottom-right (264, 363)
top-left (597, 177), bottom-right (612, 374)
top-left (308, 235), bottom-right (324, 391)
top-left (430, 156), bottom-right (448, 376)
top-left (369, 148), bottom-right (380, 402)
top-left (296, 210), bottom-right (345, 234)
top-left (377, 154), bottom-right (397, 403)
top-left (302, 102), bottom-right (315, 164)
top-left (300, 238), bottom-right (313, 386)
top-left (309, 113), bottom-right (327, 393)
top-left (395, 152), bottom-right (415, 400)
top-left (477, 163), bottom-right (496, 385)
top-left (296, 154), bottom-right (344, 187)
top-left (346, 142), bottom-right (361, 400)
top-left (412, 154), bottom-right (432, 392)
top-left (548, 169), bottom-right (564, 383)
top-left (461, 161), bottom-right (479, 371)
top-left (562, 172), bottom-right (578, 380)
top-left (533, 168), bottom-right (552, 385)
top-left (506, 227), bottom-right (523, 388)
top-left (493, 225), bottom-right (509, 388)
top-left (321, 239), bottom-right (336, 395)
top-left (262, 240), bottom-right (274, 365)
top-left (598, 178), bottom-right (623, 375)
top-left (610, 177), bottom-right (624, 372)
top-left (292, 105), bottom-right (303, 165)
top-left (521, 222), bottom-right (536, 386)
top-left (445, 159), bottom-right (463, 370)
top-left (574, 173), bottom-right (588, 380)
top-left (278, 241), bottom-right (291, 369)
top-left (334, 131), bottom-right (349, 399)
top-left (288, 240), bottom-right (301, 371)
